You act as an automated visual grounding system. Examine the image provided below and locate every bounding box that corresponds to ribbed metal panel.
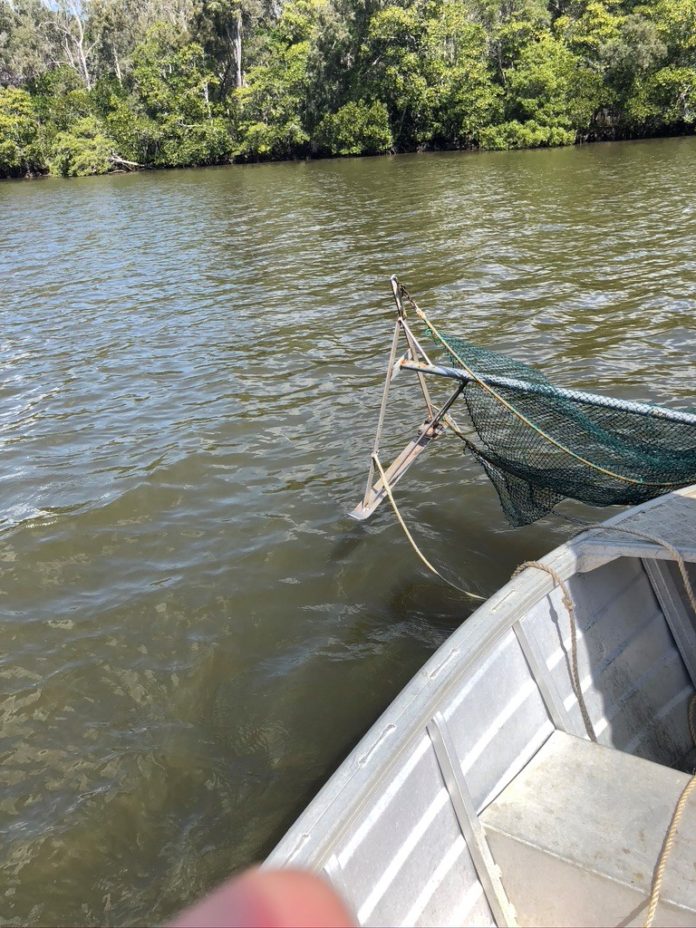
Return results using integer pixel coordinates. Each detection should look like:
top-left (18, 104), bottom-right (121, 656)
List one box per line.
top-left (520, 557), bottom-right (693, 767)
top-left (266, 487), bottom-right (696, 928)
top-left (331, 732), bottom-right (495, 926)
top-left (443, 628), bottom-right (554, 812)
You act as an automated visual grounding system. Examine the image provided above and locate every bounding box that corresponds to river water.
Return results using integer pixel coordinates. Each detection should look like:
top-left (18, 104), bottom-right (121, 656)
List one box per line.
top-left (1, 137), bottom-right (695, 925)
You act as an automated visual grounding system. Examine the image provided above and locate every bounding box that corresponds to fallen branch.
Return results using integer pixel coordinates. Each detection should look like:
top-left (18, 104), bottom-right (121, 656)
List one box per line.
top-left (108, 153), bottom-right (144, 171)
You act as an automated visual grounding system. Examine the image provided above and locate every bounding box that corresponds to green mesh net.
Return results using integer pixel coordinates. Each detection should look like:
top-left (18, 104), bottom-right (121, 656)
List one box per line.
top-left (434, 331), bottom-right (696, 526)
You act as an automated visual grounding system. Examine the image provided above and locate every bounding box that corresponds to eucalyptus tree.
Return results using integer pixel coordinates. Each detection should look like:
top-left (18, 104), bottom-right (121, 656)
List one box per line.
top-left (87, 0), bottom-right (147, 84)
top-left (49, 0), bottom-right (99, 89)
top-left (193, 0), bottom-right (277, 96)
top-left (0, 0), bottom-right (59, 85)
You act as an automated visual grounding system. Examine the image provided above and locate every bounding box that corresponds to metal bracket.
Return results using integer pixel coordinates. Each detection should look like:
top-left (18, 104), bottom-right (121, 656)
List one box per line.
top-left (427, 712), bottom-right (518, 927)
top-left (349, 277), bottom-right (465, 521)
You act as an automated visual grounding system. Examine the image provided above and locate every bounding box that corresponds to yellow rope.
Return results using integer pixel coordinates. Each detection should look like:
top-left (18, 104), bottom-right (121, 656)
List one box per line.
top-left (511, 542), bottom-right (696, 928)
top-left (643, 694), bottom-right (696, 928)
top-left (442, 412), bottom-right (476, 443)
top-left (400, 285), bottom-right (683, 490)
top-left (593, 524), bottom-right (696, 615)
top-left (371, 453), bottom-right (484, 602)
top-left (370, 321), bottom-right (696, 927)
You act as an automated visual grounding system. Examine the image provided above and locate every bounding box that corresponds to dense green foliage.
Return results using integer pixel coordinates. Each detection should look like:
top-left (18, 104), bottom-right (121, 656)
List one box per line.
top-left (0, 0), bottom-right (694, 177)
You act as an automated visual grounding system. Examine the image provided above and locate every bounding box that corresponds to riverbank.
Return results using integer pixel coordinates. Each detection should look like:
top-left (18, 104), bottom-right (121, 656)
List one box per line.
top-left (2, 0), bottom-right (695, 179)
top-left (3, 123), bottom-right (696, 182)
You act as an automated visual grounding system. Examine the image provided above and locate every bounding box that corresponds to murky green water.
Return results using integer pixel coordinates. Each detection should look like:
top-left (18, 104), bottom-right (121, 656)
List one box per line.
top-left (1, 138), bottom-right (695, 926)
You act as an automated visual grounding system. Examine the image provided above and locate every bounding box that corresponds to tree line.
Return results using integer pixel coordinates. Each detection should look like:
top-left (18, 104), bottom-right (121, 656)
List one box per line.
top-left (0, 0), bottom-right (694, 178)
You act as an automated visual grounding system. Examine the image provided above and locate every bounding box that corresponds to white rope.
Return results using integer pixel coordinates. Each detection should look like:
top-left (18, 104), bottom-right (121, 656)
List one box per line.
top-left (371, 453), bottom-right (484, 602)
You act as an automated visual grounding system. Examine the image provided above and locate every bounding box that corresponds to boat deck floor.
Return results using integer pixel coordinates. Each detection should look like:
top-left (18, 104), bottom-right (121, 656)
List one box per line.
top-left (481, 731), bottom-right (696, 927)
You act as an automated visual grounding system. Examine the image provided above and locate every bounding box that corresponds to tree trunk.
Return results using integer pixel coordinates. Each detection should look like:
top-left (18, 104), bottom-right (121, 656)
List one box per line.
top-left (234, 8), bottom-right (243, 89)
top-left (57, 3), bottom-right (93, 90)
top-left (73, 10), bottom-right (92, 90)
top-left (114, 45), bottom-right (122, 85)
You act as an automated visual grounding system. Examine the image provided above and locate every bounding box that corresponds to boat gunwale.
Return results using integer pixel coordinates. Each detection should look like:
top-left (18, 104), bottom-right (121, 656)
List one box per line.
top-left (265, 487), bottom-right (696, 872)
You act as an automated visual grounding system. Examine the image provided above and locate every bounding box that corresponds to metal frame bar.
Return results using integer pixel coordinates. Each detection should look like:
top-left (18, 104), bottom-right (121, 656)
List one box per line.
top-left (513, 620), bottom-right (583, 736)
top-left (350, 382), bottom-right (463, 521)
top-left (427, 712), bottom-right (518, 928)
top-left (400, 360), bottom-right (696, 426)
top-left (392, 277), bottom-right (436, 420)
top-left (352, 280), bottom-right (464, 521)
top-left (362, 316), bottom-right (403, 509)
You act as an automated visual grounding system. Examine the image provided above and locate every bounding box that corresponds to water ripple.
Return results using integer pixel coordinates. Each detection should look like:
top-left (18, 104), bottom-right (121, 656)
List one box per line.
top-left (0, 138), bottom-right (695, 925)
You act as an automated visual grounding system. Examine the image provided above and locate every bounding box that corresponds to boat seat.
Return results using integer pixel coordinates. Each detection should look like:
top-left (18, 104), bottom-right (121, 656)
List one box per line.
top-left (480, 730), bottom-right (696, 927)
